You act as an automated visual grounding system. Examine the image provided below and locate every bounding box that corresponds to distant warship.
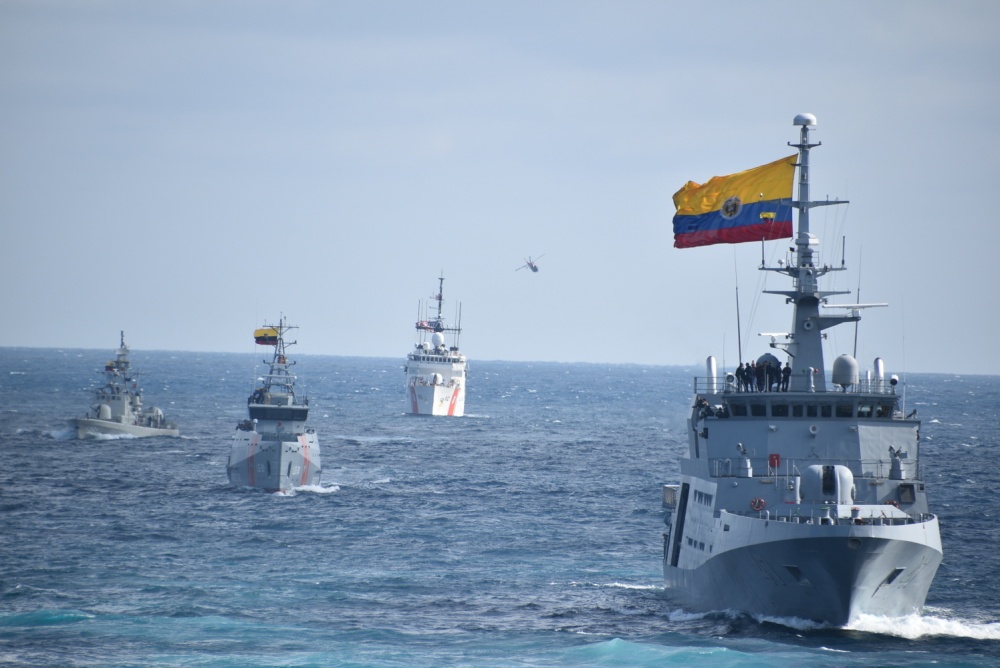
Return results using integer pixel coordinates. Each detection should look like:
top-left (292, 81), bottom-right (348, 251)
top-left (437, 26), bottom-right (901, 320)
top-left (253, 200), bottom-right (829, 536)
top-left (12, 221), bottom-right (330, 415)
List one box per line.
top-left (661, 114), bottom-right (941, 625)
top-left (404, 275), bottom-right (467, 416)
top-left (228, 318), bottom-right (320, 491)
top-left (75, 331), bottom-right (178, 438)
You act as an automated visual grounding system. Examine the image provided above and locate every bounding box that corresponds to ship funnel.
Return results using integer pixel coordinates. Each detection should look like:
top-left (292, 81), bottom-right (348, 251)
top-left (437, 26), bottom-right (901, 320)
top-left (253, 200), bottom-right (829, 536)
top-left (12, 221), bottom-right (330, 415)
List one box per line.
top-left (706, 356), bottom-right (718, 393)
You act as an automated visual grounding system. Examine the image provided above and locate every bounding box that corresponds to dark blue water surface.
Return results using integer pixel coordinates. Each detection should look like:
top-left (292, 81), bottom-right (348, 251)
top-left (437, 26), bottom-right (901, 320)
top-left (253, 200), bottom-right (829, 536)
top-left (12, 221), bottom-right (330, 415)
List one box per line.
top-left (1, 348), bottom-right (998, 666)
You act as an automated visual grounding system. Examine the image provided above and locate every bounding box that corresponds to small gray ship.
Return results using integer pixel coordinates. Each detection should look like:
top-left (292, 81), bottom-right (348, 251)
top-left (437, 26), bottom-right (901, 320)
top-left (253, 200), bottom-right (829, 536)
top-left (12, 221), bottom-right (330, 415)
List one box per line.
top-left (75, 331), bottom-right (179, 439)
top-left (662, 114), bottom-right (942, 626)
top-left (227, 318), bottom-right (321, 492)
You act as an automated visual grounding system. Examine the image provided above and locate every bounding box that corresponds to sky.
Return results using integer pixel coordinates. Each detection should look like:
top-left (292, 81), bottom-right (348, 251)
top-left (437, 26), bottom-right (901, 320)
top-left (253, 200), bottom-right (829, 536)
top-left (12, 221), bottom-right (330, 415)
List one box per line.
top-left (2, 1), bottom-right (998, 375)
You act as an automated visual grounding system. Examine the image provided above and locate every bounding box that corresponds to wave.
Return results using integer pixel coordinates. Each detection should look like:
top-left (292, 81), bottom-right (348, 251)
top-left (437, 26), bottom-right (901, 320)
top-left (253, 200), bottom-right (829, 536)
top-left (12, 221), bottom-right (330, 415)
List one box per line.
top-left (848, 611), bottom-right (1000, 640)
top-left (79, 431), bottom-right (137, 441)
top-left (334, 435), bottom-right (416, 446)
top-left (274, 483), bottom-right (341, 496)
top-left (554, 637), bottom-right (737, 665)
top-left (14, 427), bottom-right (77, 441)
top-left (568, 581), bottom-right (661, 591)
top-left (0, 609), bottom-right (94, 627)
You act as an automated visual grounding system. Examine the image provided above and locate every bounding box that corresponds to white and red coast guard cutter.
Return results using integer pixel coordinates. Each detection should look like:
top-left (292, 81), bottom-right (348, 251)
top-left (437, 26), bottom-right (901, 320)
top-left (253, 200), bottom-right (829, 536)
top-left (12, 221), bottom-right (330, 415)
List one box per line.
top-left (404, 275), bottom-right (467, 417)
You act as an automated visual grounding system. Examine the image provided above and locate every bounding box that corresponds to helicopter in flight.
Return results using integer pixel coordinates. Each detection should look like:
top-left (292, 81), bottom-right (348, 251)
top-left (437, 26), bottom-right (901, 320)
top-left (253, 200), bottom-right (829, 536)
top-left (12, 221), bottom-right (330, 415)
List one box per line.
top-left (516, 254), bottom-right (544, 272)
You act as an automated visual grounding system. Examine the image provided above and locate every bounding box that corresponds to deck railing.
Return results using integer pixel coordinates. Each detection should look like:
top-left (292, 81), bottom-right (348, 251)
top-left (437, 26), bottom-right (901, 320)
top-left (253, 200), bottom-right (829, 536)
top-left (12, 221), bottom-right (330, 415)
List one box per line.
top-left (693, 375), bottom-right (899, 396)
top-left (709, 457), bottom-right (923, 481)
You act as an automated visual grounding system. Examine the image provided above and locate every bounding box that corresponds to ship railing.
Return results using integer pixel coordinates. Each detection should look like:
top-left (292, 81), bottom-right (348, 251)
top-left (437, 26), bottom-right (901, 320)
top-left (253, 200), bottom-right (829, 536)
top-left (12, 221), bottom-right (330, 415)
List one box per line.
top-left (710, 457), bottom-right (923, 482)
top-left (255, 430), bottom-right (309, 442)
top-left (728, 508), bottom-right (936, 527)
top-left (692, 376), bottom-right (899, 397)
top-left (408, 353), bottom-right (464, 363)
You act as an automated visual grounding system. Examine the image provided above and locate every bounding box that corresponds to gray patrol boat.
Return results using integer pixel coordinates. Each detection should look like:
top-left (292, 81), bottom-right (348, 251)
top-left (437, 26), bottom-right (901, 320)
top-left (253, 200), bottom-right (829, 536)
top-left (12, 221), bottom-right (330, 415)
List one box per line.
top-left (662, 114), bottom-right (942, 626)
top-left (75, 331), bottom-right (179, 439)
top-left (227, 318), bottom-right (321, 492)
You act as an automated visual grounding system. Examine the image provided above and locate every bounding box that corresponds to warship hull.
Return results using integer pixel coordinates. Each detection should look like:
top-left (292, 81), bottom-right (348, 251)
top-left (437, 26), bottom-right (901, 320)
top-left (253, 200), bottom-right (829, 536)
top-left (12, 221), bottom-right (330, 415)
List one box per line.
top-left (407, 373), bottom-right (465, 416)
top-left (227, 431), bottom-right (320, 492)
top-left (75, 418), bottom-right (180, 439)
top-left (663, 512), bottom-right (942, 625)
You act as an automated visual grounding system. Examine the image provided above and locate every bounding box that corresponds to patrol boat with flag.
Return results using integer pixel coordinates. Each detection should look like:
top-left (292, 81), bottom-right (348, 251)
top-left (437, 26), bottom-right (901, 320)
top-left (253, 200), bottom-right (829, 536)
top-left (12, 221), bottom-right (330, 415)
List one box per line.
top-left (404, 275), bottom-right (467, 416)
top-left (75, 331), bottom-right (179, 439)
top-left (228, 318), bottom-right (321, 492)
top-left (662, 114), bottom-right (942, 626)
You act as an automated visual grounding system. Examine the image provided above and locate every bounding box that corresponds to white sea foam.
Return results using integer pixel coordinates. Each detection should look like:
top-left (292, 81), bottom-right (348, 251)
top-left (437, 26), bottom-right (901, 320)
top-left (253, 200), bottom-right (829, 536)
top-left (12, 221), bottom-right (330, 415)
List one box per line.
top-left (599, 582), bottom-right (660, 590)
top-left (567, 581), bottom-right (660, 590)
top-left (848, 612), bottom-right (1000, 640)
top-left (666, 608), bottom-right (713, 623)
top-left (84, 432), bottom-right (137, 441)
top-left (753, 613), bottom-right (827, 631)
top-left (291, 484), bottom-right (341, 495)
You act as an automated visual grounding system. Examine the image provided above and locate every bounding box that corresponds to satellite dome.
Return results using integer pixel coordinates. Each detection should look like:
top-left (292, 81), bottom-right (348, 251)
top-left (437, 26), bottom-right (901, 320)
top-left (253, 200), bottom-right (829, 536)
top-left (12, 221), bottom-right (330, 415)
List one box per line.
top-left (756, 352), bottom-right (781, 368)
top-left (794, 113), bottom-right (817, 127)
top-left (431, 332), bottom-right (445, 347)
top-left (832, 354), bottom-right (860, 389)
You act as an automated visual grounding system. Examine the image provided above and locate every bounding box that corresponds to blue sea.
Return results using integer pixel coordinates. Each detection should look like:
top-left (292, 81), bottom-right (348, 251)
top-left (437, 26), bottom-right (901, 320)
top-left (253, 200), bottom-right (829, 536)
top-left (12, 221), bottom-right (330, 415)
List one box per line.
top-left (2, 347), bottom-right (999, 667)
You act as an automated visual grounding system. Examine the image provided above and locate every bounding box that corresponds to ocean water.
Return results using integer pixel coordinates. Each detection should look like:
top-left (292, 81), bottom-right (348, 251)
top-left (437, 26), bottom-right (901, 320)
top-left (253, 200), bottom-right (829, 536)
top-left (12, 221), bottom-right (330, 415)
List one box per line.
top-left (1, 347), bottom-right (998, 667)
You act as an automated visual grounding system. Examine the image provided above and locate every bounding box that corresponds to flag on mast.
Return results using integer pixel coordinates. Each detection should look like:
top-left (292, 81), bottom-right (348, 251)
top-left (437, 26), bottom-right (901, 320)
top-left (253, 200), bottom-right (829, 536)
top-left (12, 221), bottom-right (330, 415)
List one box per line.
top-left (672, 154), bottom-right (796, 249)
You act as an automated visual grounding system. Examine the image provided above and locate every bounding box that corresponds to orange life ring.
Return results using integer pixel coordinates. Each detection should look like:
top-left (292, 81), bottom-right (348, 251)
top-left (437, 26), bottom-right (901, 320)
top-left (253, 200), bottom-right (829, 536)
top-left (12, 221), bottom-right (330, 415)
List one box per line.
top-left (750, 497), bottom-right (766, 511)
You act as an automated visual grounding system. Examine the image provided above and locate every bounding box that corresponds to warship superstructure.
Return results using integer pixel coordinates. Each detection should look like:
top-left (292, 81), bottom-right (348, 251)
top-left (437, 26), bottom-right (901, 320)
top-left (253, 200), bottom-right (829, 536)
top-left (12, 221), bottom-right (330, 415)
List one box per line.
top-left (75, 331), bottom-right (179, 439)
top-left (661, 114), bottom-right (942, 625)
top-left (228, 318), bottom-right (320, 491)
top-left (404, 275), bottom-right (467, 416)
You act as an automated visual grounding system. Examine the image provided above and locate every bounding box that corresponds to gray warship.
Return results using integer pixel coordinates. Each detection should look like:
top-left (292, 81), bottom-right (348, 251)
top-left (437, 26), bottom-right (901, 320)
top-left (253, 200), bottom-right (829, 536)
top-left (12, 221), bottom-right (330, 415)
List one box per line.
top-left (661, 114), bottom-right (942, 626)
top-left (75, 331), bottom-right (179, 439)
top-left (227, 318), bottom-right (321, 492)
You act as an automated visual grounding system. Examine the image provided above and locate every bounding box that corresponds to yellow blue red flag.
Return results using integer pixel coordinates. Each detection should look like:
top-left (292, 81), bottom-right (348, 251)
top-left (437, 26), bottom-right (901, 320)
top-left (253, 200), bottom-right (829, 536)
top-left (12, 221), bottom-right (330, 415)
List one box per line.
top-left (672, 155), bottom-right (796, 249)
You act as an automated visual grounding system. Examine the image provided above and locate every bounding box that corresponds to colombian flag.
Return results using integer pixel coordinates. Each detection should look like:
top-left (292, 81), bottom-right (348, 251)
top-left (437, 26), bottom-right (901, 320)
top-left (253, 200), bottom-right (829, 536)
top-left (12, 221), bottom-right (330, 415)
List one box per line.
top-left (254, 327), bottom-right (279, 345)
top-left (672, 155), bottom-right (796, 249)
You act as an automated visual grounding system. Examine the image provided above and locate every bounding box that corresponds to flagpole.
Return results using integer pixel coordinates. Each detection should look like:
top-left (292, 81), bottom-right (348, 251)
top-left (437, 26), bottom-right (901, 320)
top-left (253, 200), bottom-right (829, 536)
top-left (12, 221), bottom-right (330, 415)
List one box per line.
top-left (734, 251), bottom-right (743, 364)
top-left (735, 283), bottom-right (743, 364)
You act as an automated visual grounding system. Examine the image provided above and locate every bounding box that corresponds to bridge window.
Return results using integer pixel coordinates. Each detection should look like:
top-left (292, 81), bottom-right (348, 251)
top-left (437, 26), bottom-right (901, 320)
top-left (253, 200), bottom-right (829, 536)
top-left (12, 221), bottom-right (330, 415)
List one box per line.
top-left (694, 490), bottom-right (714, 506)
top-left (750, 403), bottom-right (766, 417)
top-left (772, 404), bottom-right (789, 417)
